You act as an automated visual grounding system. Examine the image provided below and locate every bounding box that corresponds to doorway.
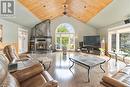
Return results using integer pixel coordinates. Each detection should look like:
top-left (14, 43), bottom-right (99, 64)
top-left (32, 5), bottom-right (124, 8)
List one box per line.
top-left (18, 28), bottom-right (28, 54)
top-left (55, 23), bottom-right (75, 51)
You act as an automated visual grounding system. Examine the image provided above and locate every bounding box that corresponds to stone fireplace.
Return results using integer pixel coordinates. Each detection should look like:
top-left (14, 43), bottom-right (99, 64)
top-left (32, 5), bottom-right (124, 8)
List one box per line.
top-left (29, 19), bottom-right (52, 53)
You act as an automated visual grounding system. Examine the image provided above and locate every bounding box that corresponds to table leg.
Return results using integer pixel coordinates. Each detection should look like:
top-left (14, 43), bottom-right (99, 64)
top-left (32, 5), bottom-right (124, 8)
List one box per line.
top-left (100, 64), bottom-right (105, 73)
top-left (123, 56), bottom-right (127, 65)
top-left (87, 67), bottom-right (90, 82)
top-left (42, 63), bottom-right (46, 70)
top-left (107, 53), bottom-right (112, 62)
top-left (39, 60), bottom-right (46, 69)
top-left (123, 56), bottom-right (125, 62)
top-left (115, 54), bottom-right (117, 66)
top-left (107, 57), bottom-right (111, 62)
top-left (46, 61), bottom-right (52, 71)
top-left (69, 61), bottom-right (74, 70)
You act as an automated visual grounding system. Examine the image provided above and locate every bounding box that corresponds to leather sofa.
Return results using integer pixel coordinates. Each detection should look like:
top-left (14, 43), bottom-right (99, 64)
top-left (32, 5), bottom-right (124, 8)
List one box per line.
top-left (101, 65), bottom-right (130, 87)
top-left (0, 53), bottom-right (58, 87)
top-left (3, 45), bottom-right (30, 63)
top-left (3, 45), bottom-right (52, 70)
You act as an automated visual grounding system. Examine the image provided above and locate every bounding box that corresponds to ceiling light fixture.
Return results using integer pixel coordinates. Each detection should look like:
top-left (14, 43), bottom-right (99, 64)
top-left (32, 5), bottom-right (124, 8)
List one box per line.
top-left (43, 5), bottom-right (46, 7)
top-left (63, 5), bottom-right (67, 15)
top-left (63, 0), bottom-right (68, 15)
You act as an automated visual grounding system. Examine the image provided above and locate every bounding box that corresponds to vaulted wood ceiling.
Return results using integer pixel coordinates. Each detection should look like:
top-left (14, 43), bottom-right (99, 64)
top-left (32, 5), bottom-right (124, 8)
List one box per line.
top-left (19, 0), bottom-right (112, 23)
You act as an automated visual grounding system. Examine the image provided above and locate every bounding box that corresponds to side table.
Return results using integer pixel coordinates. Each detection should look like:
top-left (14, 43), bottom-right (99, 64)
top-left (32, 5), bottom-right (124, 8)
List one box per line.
top-left (108, 51), bottom-right (128, 65)
top-left (31, 56), bottom-right (52, 71)
top-left (8, 63), bottom-right (18, 73)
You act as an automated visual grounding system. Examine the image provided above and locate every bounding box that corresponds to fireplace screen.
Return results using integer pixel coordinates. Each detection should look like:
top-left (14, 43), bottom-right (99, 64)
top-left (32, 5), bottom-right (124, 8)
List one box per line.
top-left (36, 39), bottom-right (47, 50)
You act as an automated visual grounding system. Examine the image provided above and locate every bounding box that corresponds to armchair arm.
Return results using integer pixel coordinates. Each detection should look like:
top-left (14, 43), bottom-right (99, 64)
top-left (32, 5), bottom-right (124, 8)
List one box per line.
top-left (11, 58), bottom-right (29, 64)
top-left (12, 63), bottom-right (44, 82)
top-left (16, 58), bottom-right (29, 62)
top-left (42, 71), bottom-right (58, 87)
top-left (44, 80), bottom-right (58, 87)
top-left (18, 53), bottom-right (31, 59)
top-left (17, 54), bottom-right (31, 62)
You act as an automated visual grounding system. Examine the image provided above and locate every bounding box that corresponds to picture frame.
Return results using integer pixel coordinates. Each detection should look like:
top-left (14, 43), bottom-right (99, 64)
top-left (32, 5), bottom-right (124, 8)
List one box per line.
top-left (0, 25), bottom-right (3, 42)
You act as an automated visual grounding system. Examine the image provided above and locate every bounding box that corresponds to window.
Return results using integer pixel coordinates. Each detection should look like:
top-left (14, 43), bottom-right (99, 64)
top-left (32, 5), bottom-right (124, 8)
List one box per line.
top-left (120, 32), bottom-right (130, 53)
top-left (111, 34), bottom-right (116, 51)
top-left (108, 26), bottom-right (130, 56)
top-left (55, 23), bottom-right (75, 50)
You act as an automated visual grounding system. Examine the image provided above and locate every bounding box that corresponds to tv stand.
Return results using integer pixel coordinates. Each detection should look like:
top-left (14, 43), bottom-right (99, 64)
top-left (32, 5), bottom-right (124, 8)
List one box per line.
top-left (82, 45), bottom-right (100, 55)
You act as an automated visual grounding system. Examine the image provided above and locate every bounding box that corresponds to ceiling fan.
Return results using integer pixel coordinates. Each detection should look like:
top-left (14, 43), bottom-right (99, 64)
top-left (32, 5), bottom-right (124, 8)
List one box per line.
top-left (63, 0), bottom-right (68, 15)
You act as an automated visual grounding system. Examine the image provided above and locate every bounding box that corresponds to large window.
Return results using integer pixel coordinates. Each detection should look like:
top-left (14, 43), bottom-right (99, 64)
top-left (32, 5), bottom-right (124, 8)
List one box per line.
top-left (111, 34), bottom-right (116, 50)
top-left (120, 33), bottom-right (130, 53)
top-left (55, 23), bottom-right (75, 51)
top-left (108, 26), bottom-right (130, 56)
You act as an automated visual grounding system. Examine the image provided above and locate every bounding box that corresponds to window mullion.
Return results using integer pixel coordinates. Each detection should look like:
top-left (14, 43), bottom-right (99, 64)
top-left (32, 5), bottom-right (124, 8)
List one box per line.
top-left (116, 33), bottom-right (120, 52)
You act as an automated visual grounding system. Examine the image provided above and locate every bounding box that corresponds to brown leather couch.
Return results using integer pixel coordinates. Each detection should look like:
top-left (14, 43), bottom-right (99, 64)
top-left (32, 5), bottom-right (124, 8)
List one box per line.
top-left (3, 45), bottom-right (30, 63)
top-left (101, 65), bottom-right (130, 87)
top-left (0, 53), bottom-right (58, 87)
top-left (3, 45), bottom-right (52, 70)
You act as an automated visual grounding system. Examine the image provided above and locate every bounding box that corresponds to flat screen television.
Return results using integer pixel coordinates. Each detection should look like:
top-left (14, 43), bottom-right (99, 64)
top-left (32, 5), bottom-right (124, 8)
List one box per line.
top-left (83, 35), bottom-right (100, 46)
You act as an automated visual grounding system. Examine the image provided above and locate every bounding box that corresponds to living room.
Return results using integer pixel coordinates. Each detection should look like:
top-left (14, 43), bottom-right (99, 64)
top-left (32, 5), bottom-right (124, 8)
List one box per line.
top-left (0, 0), bottom-right (130, 87)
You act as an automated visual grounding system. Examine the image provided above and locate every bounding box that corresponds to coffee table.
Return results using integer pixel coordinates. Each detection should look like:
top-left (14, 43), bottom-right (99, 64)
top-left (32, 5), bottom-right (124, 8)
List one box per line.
top-left (30, 54), bottom-right (52, 70)
top-left (69, 55), bottom-right (106, 82)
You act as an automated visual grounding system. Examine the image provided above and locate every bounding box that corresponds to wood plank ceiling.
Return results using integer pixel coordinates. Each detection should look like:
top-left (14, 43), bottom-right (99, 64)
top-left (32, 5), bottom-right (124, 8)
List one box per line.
top-left (19, 0), bottom-right (112, 23)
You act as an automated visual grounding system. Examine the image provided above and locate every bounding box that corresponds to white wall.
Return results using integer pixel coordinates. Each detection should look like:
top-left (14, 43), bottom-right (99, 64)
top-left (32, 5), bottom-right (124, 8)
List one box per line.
top-left (50, 16), bottom-right (97, 49)
top-left (0, 19), bottom-right (18, 43)
top-left (0, 18), bottom-right (30, 52)
top-left (97, 21), bottom-right (125, 43)
top-left (97, 20), bottom-right (129, 51)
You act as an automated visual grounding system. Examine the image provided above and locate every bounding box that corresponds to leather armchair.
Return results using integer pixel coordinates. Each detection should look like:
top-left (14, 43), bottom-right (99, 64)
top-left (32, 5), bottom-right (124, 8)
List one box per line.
top-left (3, 45), bottom-right (30, 63)
top-left (0, 53), bottom-right (58, 87)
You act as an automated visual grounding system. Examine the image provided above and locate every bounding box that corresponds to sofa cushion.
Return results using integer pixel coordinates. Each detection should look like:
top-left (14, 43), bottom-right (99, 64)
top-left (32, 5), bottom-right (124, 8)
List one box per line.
top-left (122, 76), bottom-right (130, 85)
top-left (113, 72), bottom-right (128, 81)
top-left (120, 66), bottom-right (130, 75)
top-left (102, 75), bottom-right (129, 87)
top-left (21, 74), bottom-right (47, 87)
top-left (12, 63), bottom-right (44, 82)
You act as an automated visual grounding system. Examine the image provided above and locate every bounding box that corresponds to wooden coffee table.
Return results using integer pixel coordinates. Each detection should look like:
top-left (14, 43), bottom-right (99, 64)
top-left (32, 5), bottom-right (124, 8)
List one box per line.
top-left (69, 55), bottom-right (106, 82)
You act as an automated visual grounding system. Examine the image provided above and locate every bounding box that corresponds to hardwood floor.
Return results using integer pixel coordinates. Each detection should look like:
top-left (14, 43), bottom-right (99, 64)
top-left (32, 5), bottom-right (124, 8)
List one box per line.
top-left (34, 52), bottom-right (126, 87)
